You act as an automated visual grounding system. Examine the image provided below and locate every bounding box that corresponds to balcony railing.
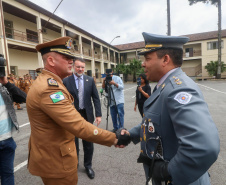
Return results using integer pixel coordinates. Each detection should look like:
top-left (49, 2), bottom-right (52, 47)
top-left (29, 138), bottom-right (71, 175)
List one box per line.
top-left (5, 26), bottom-right (39, 44)
top-left (183, 50), bottom-right (202, 58)
top-left (94, 54), bottom-right (101, 59)
top-left (83, 50), bottom-right (92, 57)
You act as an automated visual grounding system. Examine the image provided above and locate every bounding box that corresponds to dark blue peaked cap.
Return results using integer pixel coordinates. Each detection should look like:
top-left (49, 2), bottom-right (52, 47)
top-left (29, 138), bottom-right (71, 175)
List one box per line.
top-left (139, 32), bottom-right (189, 55)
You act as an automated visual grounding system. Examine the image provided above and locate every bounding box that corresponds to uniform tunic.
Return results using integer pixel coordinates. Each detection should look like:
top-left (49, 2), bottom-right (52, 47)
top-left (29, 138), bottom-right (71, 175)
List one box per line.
top-left (129, 68), bottom-right (220, 185)
top-left (26, 69), bottom-right (116, 178)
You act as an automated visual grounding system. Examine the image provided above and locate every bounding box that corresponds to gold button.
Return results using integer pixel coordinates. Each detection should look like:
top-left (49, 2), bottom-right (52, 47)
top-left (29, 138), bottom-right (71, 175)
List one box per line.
top-left (69, 148), bottom-right (71, 151)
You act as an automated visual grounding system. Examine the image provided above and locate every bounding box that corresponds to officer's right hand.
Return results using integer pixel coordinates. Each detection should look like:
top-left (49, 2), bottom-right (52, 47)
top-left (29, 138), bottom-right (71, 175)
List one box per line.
top-left (115, 128), bottom-right (131, 148)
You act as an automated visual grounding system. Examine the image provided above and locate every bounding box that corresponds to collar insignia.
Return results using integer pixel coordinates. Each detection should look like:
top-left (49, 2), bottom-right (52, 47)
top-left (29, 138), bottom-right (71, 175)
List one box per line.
top-left (176, 81), bottom-right (182, 85)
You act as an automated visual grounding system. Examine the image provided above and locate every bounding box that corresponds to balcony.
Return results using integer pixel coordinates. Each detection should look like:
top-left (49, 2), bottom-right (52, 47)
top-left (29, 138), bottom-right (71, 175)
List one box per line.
top-left (94, 53), bottom-right (101, 59)
top-left (5, 26), bottom-right (39, 44)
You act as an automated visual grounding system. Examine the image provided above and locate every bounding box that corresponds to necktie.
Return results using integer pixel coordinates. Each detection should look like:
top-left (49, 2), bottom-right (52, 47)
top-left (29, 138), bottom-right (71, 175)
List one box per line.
top-left (153, 85), bottom-right (157, 93)
top-left (78, 77), bottom-right (84, 109)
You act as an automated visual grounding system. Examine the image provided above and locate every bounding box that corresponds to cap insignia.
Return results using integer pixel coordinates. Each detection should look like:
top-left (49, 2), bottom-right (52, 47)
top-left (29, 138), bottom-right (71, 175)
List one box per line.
top-left (65, 38), bottom-right (73, 49)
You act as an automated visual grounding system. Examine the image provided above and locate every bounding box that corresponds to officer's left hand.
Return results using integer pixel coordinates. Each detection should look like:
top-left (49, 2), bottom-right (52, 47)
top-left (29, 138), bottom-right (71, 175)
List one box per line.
top-left (152, 160), bottom-right (171, 181)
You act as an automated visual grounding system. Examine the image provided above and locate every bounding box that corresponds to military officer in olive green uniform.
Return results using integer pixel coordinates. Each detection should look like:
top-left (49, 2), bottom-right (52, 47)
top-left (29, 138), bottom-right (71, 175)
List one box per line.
top-left (27, 37), bottom-right (118, 185)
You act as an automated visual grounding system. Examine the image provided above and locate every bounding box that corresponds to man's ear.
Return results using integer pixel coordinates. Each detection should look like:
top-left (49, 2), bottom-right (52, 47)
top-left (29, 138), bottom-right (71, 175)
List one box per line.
top-left (162, 55), bottom-right (170, 67)
top-left (47, 55), bottom-right (55, 67)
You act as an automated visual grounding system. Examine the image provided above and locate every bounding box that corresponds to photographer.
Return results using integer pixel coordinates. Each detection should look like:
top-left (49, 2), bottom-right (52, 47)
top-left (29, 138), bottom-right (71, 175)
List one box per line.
top-left (0, 54), bottom-right (26, 185)
top-left (134, 74), bottom-right (151, 117)
top-left (102, 70), bottom-right (124, 133)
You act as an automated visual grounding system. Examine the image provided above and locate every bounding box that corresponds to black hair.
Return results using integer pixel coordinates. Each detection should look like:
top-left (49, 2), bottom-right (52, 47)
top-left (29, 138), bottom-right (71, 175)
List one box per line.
top-left (156, 48), bottom-right (183, 67)
top-left (74, 57), bottom-right (85, 63)
top-left (139, 73), bottom-right (149, 85)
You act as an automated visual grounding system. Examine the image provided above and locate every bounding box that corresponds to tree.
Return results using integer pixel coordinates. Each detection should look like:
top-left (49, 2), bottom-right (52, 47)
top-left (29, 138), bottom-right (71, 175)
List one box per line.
top-left (113, 63), bottom-right (131, 82)
top-left (188, 0), bottom-right (222, 79)
top-left (205, 61), bottom-right (226, 77)
top-left (129, 58), bottom-right (143, 82)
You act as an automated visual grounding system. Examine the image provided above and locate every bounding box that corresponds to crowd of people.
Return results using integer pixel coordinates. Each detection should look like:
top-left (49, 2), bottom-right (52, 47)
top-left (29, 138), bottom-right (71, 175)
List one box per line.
top-left (0, 32), bottom-right (220, 185)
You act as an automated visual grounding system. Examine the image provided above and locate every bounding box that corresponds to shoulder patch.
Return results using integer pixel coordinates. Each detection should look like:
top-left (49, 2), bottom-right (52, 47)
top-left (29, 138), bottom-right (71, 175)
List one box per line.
top-left (47, 78), bottom-right (58, 87)
top-left (174, 92), bottom-right (192, 104)
top-left (50, 91), bottom-right (65, 103)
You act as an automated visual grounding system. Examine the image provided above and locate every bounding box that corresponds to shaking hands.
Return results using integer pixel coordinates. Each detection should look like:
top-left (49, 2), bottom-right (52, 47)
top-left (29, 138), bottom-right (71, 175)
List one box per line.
top-left (115, 128), bottom-right (131, 147)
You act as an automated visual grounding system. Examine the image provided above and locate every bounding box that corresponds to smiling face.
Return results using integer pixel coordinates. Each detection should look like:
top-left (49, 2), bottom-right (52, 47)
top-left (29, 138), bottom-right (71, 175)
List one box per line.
top-left (142, 51), bottom-right (164, 82)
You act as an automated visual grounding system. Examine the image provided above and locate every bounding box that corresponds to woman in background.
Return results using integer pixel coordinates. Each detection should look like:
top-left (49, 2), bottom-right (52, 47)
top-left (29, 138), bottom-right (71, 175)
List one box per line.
top-left (134, 74), bottom-right (151, 117)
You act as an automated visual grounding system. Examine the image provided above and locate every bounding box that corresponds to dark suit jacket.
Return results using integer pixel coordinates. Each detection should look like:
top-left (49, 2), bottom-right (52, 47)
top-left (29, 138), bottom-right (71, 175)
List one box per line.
top-left (63, 74), bottom-right (101, 123)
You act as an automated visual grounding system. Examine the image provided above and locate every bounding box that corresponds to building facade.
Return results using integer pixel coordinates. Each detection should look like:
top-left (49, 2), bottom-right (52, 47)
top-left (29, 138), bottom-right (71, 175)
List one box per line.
top-left (115, 30), bottom-right (226, 79)
top-left (0, 0), bottom-right (225, 82)
top-left (0, 0), bottom-right (119, 82)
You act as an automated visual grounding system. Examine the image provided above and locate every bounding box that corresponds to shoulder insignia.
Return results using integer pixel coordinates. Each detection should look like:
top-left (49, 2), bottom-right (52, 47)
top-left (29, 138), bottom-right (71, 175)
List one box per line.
top-left (161, 83), bottom-right (165, 88)
top-left (47, 78), bottom-right (58, 87)
top-left (174, 92), bottom-right (192, 104)
top-left (176, 81), bottom-right (182, 85)
top-left (50, 91), bottom-right (65, 103)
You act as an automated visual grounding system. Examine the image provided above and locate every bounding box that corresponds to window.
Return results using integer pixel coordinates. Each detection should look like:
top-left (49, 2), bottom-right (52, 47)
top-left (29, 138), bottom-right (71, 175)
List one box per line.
top-left (185, 48), bottom-right (193, 57)
top-left (26, 29), bottom-right (38, 43)
top-left (4, 20), bottom-right (14, 39)
top-left (207, 41), bottom-right (224, 50)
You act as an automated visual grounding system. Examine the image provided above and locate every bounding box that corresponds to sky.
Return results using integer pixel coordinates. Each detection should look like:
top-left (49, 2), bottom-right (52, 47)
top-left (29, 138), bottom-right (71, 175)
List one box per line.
top-left (28, 0), bottom-right (226, 45)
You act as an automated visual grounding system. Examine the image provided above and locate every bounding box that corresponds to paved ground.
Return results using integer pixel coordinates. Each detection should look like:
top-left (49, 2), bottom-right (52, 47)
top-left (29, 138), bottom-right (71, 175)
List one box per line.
top-left (12, 80), bottom-right (226, 185)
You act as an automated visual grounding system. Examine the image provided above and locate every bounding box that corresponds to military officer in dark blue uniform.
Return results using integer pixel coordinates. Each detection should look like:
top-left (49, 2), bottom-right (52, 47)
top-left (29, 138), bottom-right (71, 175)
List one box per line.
top-left (120, 33), bottom-right (220, 185)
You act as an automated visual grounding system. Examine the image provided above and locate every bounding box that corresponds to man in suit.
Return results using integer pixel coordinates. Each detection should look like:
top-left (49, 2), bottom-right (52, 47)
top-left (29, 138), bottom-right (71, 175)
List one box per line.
top-left (119, 33), bottom-right (220, 185)
top-left (26, 37), bottom-right (118, 185)
top-left (63, 57), bottom-right (101, 179)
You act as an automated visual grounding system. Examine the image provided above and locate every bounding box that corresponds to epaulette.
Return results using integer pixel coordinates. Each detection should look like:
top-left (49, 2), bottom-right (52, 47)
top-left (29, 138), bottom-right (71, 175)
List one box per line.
top-left (47, 78), bottom-right (59, 87)
top-left (170, 76), bottom-right (185, 89)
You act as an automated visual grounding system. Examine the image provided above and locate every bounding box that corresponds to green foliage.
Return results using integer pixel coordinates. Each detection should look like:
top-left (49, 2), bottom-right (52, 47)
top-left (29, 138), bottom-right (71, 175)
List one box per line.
top-left (114, 58), bottom-right (143, 82)
top-left (188, 0), bottom-right (219, 6)
top-left (129, 58), bottom-right (143, 82)
top-left (205, 61), bottom-right (226, 76)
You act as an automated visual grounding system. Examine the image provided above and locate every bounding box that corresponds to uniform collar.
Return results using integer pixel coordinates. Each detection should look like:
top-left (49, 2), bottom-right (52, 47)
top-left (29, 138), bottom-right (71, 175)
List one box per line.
top-left (157, 68), bottom-right (179, 89)
top-left (42, 69), bottom-right (63, 83)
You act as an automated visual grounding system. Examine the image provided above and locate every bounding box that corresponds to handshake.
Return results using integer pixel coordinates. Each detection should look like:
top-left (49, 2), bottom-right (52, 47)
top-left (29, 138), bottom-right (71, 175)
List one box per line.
top-left (115, 128), bottom-right (131, 146)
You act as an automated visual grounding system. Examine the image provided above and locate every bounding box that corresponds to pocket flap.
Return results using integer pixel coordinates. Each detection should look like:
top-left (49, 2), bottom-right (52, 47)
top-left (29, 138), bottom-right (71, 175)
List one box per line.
top-left (60, 141), bottom-right (76, 157)
top-left (145, 112), bottom-right (160, 125)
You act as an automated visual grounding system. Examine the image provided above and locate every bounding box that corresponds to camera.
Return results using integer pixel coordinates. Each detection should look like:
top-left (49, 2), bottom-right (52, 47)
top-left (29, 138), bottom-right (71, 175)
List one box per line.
top-left (105, 69), bottom-right (112, 83)
top-left (0, 54), bottom-right (6, 77)
top-left (137, 77), bottom-right (141, 86)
